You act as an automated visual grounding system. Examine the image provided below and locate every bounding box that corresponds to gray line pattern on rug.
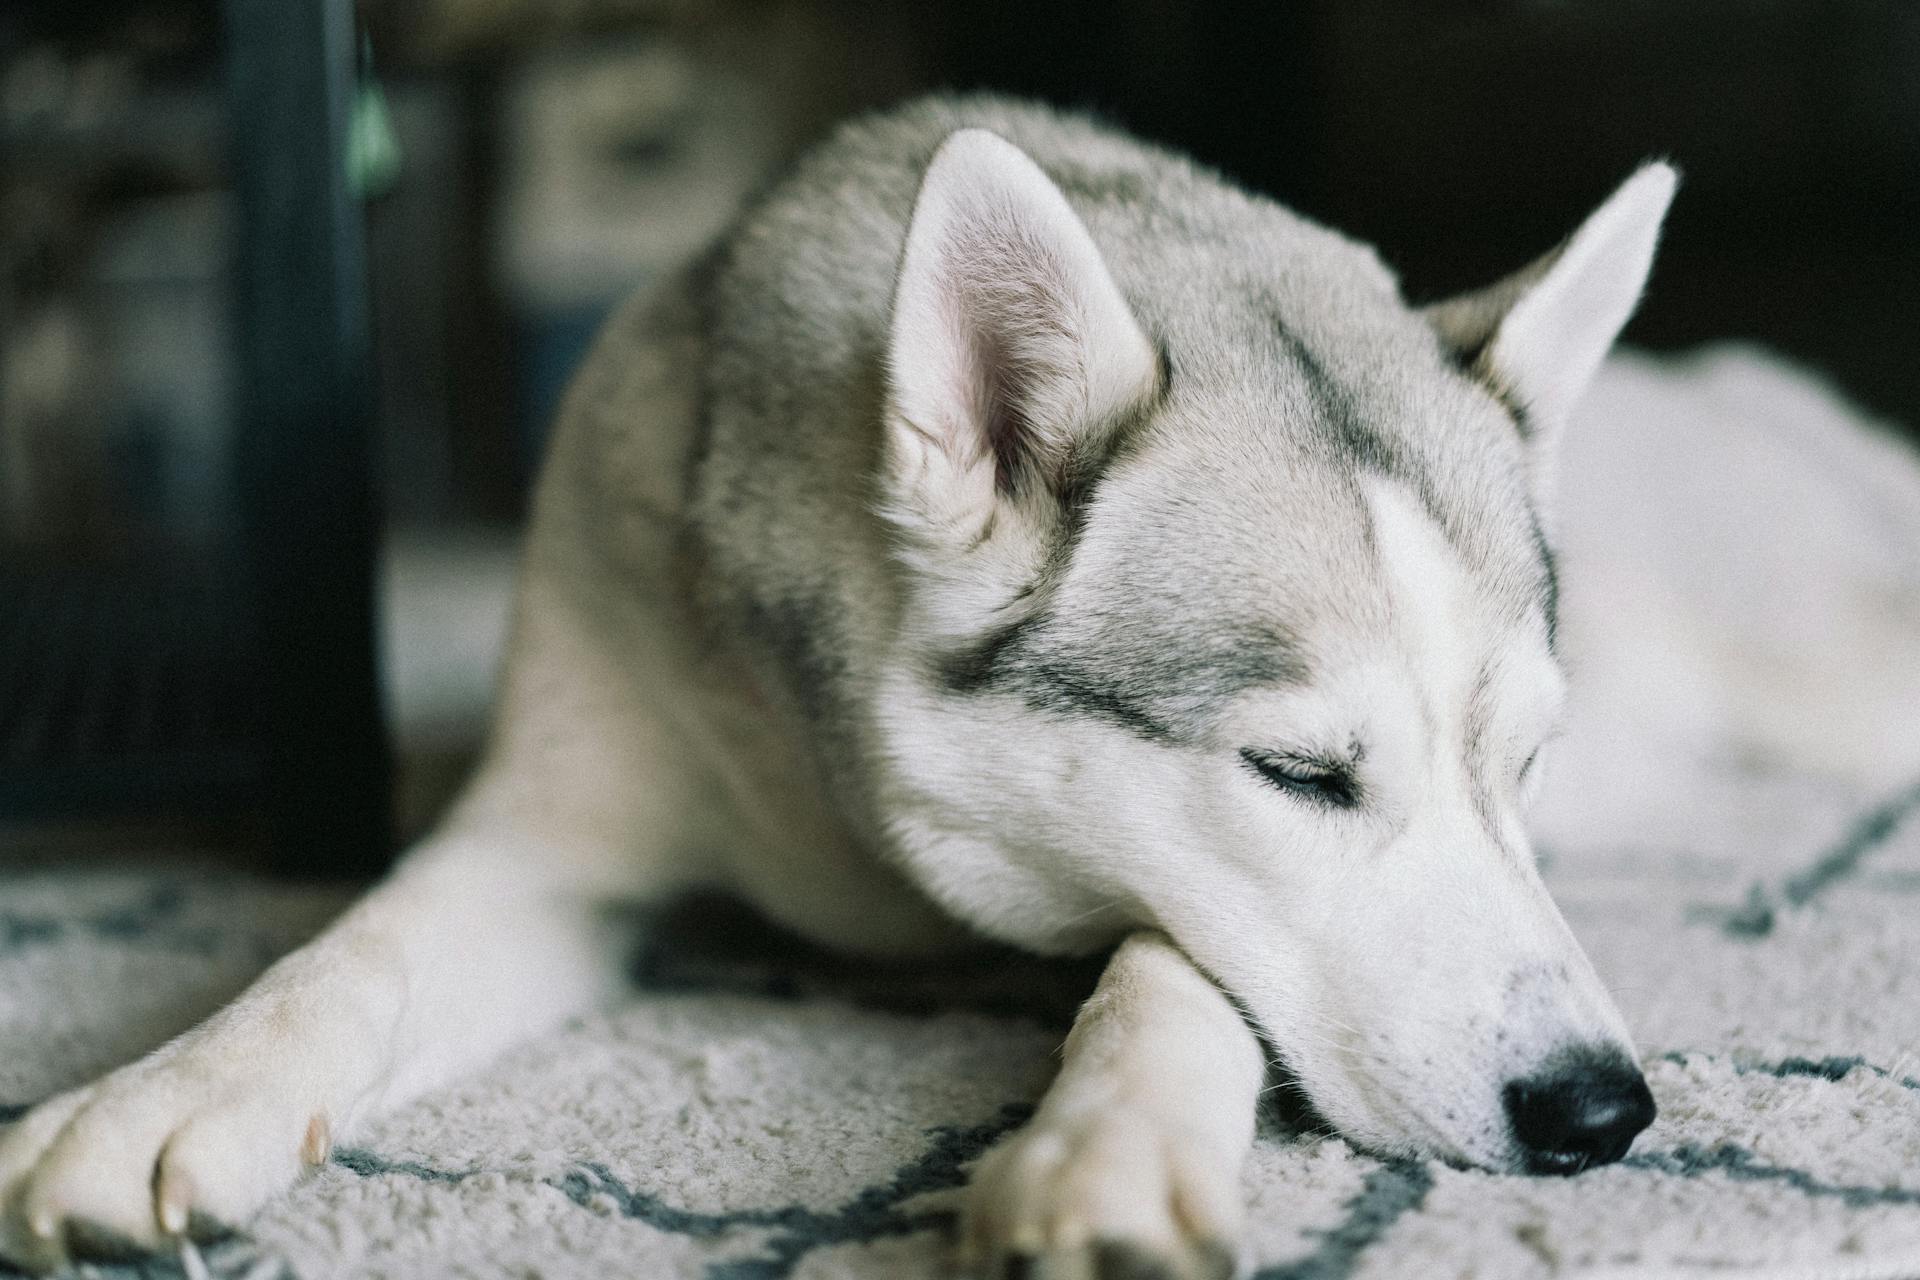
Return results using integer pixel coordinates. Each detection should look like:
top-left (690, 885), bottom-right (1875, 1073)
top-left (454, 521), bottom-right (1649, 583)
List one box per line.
top-left (1251, 1160), bottom-right (1434, 1280)
top-left (1716, 774), bottom-right (1920, 937)
top-left (1662, 1052), bottom-right (1920, 1093)
top-left (5, 737), bottom-right (1919, 1280)
top-left (326, 1103), bottom-right (1031, 1280)
top-left (7, 1027), bottom-right (1920, 1278)
top-left (1623, 1145), bottom-right (1920, 1209)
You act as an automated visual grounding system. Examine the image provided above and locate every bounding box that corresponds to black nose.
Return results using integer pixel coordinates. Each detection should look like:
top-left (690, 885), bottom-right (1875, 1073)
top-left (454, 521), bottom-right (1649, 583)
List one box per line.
top-left (1503, 1047), bottom-right (1656, 1174)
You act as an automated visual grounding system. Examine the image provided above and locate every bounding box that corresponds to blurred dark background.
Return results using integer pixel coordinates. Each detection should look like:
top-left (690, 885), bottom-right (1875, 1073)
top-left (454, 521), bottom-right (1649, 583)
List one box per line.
top-left (2, 0), bottom-right (1915, 872)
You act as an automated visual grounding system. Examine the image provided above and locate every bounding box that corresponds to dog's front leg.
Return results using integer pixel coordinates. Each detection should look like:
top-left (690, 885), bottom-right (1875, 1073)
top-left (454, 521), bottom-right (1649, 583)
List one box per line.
top-left (964, 931), bottom-right (1265, 1280)
top-left (0, 827), bottom-right (633, 1271)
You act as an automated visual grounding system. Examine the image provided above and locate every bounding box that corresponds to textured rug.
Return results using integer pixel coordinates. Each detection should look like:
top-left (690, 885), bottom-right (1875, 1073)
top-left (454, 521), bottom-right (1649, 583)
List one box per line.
top-left (3, 347), bottom-right (1919, 1279)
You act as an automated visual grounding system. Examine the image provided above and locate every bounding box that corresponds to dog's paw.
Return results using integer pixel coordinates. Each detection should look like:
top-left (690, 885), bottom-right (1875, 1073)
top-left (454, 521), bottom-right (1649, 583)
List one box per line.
top-left (961, 1107), bottom-right (1243, 1280)
top-left (0, 1052), bottom-right (330, 1272)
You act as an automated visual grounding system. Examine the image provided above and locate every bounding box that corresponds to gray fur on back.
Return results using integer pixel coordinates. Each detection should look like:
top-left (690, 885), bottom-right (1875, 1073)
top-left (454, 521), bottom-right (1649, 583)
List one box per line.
top-left (688, 94), bottom-right (1552, 819)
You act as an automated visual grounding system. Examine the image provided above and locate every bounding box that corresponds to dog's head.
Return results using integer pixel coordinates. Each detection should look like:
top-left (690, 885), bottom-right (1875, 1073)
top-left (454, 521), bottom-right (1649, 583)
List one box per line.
top-left (873, 128), bottom-right (1674, 1173)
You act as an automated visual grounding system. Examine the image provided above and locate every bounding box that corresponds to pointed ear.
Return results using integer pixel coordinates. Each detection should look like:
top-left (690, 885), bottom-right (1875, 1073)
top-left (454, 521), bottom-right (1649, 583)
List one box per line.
top-left (1428, 163), bottom-right (1677, 436)
top-left (881, 129), bottom-right (1161, 553)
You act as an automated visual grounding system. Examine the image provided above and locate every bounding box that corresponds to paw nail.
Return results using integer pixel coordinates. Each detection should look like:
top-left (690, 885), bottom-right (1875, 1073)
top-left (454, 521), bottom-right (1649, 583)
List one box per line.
top-left (159, 1176), bottom-right (191, 1234)
top-left (302, 1113), bottom-right (332, 1167)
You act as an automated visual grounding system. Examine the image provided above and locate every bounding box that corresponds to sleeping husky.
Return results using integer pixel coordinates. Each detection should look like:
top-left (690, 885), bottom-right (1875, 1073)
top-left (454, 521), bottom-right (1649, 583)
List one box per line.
top-left (1, 96), bottom-right (1674, 1277)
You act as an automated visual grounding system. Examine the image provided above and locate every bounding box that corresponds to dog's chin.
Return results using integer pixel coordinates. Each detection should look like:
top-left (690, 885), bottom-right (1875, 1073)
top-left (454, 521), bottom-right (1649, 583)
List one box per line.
top-left (1285, 1075), bottom-right (1513, 1173)
top-left (1249, 1020), bottom-right (1523, 1172)
top-left (1254, 1035), bottom-right (1498, 1169)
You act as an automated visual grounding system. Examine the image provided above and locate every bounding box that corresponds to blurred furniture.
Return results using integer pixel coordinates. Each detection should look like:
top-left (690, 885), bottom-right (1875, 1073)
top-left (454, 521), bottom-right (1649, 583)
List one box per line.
top-left (223, 0), bottom-right (392, 876)
top-left (0, 0), bottom-right (392, 876)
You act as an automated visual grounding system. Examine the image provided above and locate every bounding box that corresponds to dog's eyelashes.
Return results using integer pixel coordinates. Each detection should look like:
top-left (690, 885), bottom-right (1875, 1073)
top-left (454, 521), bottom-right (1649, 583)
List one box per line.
top-left (1239, 748), bottom-right (1360, 809)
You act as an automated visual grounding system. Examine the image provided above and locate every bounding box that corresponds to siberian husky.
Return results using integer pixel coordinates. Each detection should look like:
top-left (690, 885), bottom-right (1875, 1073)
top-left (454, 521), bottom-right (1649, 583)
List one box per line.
top-left (1, 96), bottom-right (1675, 1278)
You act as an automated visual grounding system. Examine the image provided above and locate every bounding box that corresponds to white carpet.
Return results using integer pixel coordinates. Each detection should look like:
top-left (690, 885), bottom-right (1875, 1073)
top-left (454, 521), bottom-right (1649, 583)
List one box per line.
top-left (3, 347), bottom-right (1918, 1279)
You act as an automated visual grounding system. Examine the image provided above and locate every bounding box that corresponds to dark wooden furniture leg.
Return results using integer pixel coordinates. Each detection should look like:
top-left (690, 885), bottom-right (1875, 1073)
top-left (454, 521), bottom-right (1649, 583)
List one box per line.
top-left (223, 0), bottom-right (393, 878)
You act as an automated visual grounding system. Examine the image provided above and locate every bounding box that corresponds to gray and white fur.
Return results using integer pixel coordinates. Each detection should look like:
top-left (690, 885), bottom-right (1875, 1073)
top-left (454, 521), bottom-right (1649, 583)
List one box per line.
top-left (1, 96), bottom-right (1677, 1279)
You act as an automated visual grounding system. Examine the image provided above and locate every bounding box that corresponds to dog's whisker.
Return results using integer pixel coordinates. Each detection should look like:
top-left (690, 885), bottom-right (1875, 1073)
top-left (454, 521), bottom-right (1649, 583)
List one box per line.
top-left (1054, 900), bottom-right (1125, 930)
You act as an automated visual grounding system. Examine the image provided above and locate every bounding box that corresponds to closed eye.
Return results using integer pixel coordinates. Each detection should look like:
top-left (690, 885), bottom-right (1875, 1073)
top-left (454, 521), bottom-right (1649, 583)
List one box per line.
top-left (1239, 747), bottom-right (1360, 809)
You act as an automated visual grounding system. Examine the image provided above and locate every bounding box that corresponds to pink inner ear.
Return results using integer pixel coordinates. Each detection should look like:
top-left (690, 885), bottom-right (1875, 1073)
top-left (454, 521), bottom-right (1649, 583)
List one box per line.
top-left (966, 323), bottom-right (1026, 494)
top-left (972, 313), bottom-right (1077, 497)
top-left (886, 128), bottom-right (1159, 526)
top-left (937, 226), bottom-right (1083, 496)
